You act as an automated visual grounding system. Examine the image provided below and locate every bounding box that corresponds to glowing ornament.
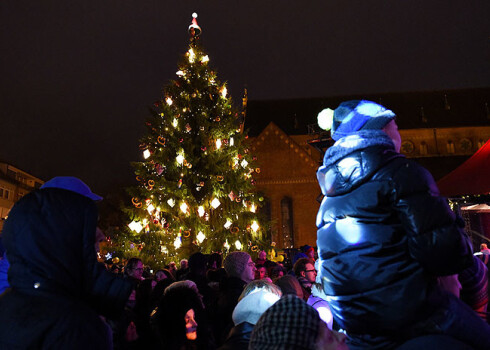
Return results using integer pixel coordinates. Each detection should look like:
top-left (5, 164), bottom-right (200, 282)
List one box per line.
top-left (228, 191), bottom-right (236, 201)
top-left (198, 206), bottom-right (205, 217)
top-left (160, 245), bottom-right (168, 253)
top-left (216, 139), bottom-right (222, 149)
top-left (176, 154), bottom-right (185, 165)
top-left (128, 221), bottom-right (143, 233)
top-left (251, 221), bottom-right (259, 232)
top-left (143, 149), bottom-right (151, 159)
top-left (147, 203), bottom-right (155, 214)
top-left (166, 97), bottom-right (173, 106)
top-left (317, 108), bottom-right (334, 131)
top-left (185, 123), bottom-right (192, 132)
top-left (250, 203), bottom-right (256, 213)
top-left (221, 86), bottom-right (227, 98)
top-left (157, 136), bottom-right (166, 145)
top-left (230, 137), bottom-right (234, 146)
top-left (224, 240), bottom-right (230, 250)
top-left (197, 231), bottom-right (206, 243)
top-left (172, 118), bottom-right (178, 128)
top-left (174, 236), bottom-right (182, 249)
top-left (188, 48), bottom-right (195, 63)
top-left (241, 159), bottom-right (248, 168)
top-left (211, 198), bottom-right (221, 209)
top-left (180, 202), bottom-right (188, 213)
top-left (167, 198), bottom-right (176, 207)
top-left (224, 219), bottom-right (232, 229)
top-left (176, 70), bottom-right (184, 77)
top-left (201, 55), bottom-right (209, 63)
top-left (235, 240), bottom-right (242, 250)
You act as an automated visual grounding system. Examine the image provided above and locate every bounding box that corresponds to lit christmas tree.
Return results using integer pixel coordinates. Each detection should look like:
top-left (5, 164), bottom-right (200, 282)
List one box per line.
top-left (116, 14), bottom-right (268, 267)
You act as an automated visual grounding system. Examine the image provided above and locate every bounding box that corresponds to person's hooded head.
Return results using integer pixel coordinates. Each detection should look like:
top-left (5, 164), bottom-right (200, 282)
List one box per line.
top-left (249, 295), bottom-right (347, 350)
top-left (2, 177), bottom-right (131, 318)
top-left (232, 280), bottom-right (281, 326)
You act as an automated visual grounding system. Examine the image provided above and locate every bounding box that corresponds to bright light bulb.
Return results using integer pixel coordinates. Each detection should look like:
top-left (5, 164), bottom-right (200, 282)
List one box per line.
top-left (224, 240), bottom-right (230, 250)
top-left (172, 118), bottom-right (178, 128)
top-left (197, 231), bottom-right (205, 243)
top-left (166, 97), bottom-right (173, 106)
top-left (198, 206), bottom-right (205, 217)
top-left (143, 149), bottom-right (151, 159)
top-left (188, 48), bottom-right (195, 63)
top-left (216, 139), bottom-right (222, 149)
top-left (174, 236), bottom-right (182, 249)
top-left (176, 154), bottom-right (185, 165)
top-left (211, 198), bottom-right (221, 209)
top-left (230, 137), bottom-right (234, 146)
top-left (250, 203), bottom-right (256, 213)
top-left (221, 86), bottom-right (227, 98)
top-left (224, 219), bottom-right (232, 229)
top-left (176, 70), bottom-right (184, 77)
top-left (167, 198), bottom-right (175, 207)
top-left (317, 108), bottom-right (334, 131)
top-left (128, 221), bottom-right (143, 233)
top-left (201, 55), bottom-right (209, 63)
top-left (180, 202), bottom-right (188, 213)
top-left (251, 221), bottom-right (259, 232)
top-left (147, 204), bottom-right (155, 214)
top-left (235, 240), bottom-right (242, 250)
top-left (241, 159), bottom-right (248, 168)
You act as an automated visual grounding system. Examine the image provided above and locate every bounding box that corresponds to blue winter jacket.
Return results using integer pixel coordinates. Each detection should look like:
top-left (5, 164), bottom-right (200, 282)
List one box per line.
top-left (316, 131), bottom-right (473, 337)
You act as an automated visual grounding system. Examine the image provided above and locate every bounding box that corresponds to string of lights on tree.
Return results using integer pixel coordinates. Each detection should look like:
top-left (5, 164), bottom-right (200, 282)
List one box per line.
top-left (110, 14), bottom-right (269, 267)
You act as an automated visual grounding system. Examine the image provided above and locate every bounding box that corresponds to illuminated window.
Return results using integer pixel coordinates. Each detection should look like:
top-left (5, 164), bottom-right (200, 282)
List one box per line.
top-left (446, 141), bottom-right (455, 154)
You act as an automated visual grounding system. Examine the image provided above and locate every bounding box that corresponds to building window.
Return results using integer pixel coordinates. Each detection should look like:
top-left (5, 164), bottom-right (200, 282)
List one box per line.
top-left (446, 140), bottom-right (455, 154)
top-left (281, 197), bottom-right (294, 248)
top-left (0, 188), bottom-right (10, 200)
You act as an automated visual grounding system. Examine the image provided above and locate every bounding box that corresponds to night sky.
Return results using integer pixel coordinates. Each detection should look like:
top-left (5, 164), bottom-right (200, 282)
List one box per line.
top-left (1, 1), bottom-right (489, 195)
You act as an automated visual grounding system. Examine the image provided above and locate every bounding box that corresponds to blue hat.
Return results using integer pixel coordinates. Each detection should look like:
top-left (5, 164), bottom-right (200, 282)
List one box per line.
top-left (331, 100), bottom-right (396, 141)
top-left (41, 176), bottom-right (102, 201)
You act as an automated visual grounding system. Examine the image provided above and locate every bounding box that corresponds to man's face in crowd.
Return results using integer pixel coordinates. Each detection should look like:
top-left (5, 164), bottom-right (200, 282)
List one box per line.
top-left (241, 257), bottom-right (257, 283)
top-left (303, 263), bottom-right (317, 283)
top-left (256, 267), bottom-right (267, 280)
top-left (129, 261), bottom-right (144, 280)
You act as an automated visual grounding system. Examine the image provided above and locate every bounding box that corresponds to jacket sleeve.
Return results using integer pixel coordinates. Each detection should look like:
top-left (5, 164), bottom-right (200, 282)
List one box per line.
top-left (391, 160), bottom-right (473, 276)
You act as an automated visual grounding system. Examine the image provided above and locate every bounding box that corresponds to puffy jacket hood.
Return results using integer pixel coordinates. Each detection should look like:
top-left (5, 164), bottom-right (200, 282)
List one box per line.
top-left (2, 188), bottom-right (131, 318)
top-left (317, 130), bottom-right (400, 197)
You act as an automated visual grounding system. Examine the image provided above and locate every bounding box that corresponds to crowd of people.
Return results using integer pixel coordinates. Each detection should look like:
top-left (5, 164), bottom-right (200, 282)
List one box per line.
top-left (1, 100), bottom-right (490, 349)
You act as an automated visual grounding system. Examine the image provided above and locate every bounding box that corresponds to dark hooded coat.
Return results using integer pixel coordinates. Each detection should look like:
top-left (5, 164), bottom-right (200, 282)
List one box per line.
top-left (316, 131), bottom-right (473, 339)
top-left (0, 188), bottom-right (132, 349)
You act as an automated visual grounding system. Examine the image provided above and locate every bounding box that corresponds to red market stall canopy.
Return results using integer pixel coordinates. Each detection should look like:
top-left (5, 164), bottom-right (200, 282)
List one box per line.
top-left (437, 138), bottom-right (490, 197)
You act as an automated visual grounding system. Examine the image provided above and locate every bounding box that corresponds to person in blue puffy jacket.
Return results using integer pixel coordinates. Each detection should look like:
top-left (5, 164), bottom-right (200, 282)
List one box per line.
top-left (316, 100), bottom-right (490, 349)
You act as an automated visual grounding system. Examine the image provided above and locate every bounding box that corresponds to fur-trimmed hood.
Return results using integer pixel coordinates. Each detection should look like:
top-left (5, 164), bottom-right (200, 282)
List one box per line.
top-left (317, 130), bottom-right (402, 197)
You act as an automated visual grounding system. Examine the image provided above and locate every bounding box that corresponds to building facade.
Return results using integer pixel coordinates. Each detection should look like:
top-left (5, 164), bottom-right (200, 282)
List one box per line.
top-left (0, 163), bottom-right (44, 230)
top-left (247, 88), bottom-right (490, 249)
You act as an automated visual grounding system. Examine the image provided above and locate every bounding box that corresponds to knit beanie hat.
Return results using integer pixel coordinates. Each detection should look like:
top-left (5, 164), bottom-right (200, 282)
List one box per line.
top-left (249, 295), bottom-right (321, 350)
top-left (232, 290), bottom-right (280, 326)
top-left (330, 100), bottom-right (396, 141)
top-left (224, 251), bottom-right (250, 279)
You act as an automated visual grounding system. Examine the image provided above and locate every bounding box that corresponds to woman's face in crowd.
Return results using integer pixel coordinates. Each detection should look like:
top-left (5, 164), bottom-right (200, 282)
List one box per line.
top-left (185, 309), bottom-right (198, 340)
top-left (315, 322), bottom-right (348, 350)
